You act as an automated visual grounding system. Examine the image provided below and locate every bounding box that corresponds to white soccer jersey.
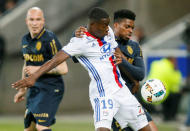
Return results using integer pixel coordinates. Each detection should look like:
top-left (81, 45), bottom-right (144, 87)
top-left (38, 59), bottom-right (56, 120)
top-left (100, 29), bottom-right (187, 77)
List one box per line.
top-left (62, 27), bottom-right (129, 98)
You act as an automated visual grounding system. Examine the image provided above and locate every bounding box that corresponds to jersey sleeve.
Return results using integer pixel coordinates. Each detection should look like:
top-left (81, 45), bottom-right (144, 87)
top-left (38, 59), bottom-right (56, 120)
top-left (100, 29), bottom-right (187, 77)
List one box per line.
top-left (120, 57), bottom-right (145, 81)
top-left (21, 37), bottom-right (25, 59)
top-left (135, 43), bottom-right (143, 57)
top-left (47, 33), bottom-right (62, 57)
top-left (62, 37), bottom-right (85, 56)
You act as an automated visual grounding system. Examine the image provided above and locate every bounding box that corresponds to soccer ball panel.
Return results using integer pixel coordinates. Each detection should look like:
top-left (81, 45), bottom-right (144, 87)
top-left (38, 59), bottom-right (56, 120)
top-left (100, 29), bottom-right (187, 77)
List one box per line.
top-left (141, 79), bottom-right (166, 104)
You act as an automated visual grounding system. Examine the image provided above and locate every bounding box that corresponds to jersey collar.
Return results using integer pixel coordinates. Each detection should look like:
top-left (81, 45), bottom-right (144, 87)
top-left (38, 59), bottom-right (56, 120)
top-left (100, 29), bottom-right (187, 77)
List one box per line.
top-left (115, 36), bottom-right (129, 45)
top-left (85, 32), bottom-right (105, 46)
top-left (36, 28), bottom-right (46, 40)
top-left (26, 28), bottom-right (46, 41)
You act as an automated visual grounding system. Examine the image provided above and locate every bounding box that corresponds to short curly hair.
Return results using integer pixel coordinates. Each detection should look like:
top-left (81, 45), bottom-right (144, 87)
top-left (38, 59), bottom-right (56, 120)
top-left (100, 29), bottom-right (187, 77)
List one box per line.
top-left (88, 7), bottom-right (109, 21)
top-left (114, 9), bottom-right (136, 23)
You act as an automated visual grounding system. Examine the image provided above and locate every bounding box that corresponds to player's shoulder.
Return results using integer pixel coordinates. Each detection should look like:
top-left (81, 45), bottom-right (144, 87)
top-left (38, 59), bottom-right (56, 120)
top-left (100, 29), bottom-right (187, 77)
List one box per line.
top-left (42, 29), bottom-right (57, 41)
top-left (21, 33), bottom-right (30, 45)
top-left (128, 40), bottom-right (140, 48)
top-left (128, 40), bottom-right (139, 46)
top-left (70, 34), bottom-right (93, 44)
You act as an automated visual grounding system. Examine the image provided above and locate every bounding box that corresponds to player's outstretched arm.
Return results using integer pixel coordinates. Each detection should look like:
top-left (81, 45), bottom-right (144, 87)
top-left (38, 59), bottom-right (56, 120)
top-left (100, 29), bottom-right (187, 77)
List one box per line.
top-left (47, 61), bottom-right (68, 75)
top-left (12, 50), bottom-right (69, 89)
top-left (25, 61), bottom-right (68, 76)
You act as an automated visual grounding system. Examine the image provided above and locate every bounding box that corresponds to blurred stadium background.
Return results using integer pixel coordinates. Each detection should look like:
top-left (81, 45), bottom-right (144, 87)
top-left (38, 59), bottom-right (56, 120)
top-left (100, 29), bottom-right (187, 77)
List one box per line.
top-left (0, 0), bottom-right (190, 130)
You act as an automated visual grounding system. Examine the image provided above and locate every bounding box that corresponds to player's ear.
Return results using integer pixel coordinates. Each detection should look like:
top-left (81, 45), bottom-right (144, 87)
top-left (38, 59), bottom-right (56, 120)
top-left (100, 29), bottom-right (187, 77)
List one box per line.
top-left (42, 17), bottom-right (45, 24)
top-left (114, 22), bottom-right (119, 29)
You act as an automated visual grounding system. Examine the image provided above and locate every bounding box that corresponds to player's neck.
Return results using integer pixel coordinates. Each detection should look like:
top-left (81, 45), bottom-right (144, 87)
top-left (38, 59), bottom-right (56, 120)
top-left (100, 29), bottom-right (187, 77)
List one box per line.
top-left (116, 37), bottom-right (129, 45)
top-left (30, 33), bottom-right (37, 39)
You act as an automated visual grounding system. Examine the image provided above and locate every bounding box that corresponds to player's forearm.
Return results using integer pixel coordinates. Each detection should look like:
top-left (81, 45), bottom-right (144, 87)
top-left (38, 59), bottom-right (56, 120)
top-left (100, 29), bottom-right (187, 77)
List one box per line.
top-left (22, 61), bottom-right (26, 79)
top-left (19, 62), bottom-right (27, 93)
top-left (47, 61), bottom-right (68, 75)
top-left (33, 50), bottom-right (69, 79)
top-left (120, 57), bottom-right (145, 81)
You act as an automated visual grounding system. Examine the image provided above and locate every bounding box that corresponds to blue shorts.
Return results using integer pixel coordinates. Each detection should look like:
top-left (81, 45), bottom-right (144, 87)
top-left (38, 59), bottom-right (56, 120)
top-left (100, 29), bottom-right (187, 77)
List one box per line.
top-left (24, 81), bottom-right (64, 128)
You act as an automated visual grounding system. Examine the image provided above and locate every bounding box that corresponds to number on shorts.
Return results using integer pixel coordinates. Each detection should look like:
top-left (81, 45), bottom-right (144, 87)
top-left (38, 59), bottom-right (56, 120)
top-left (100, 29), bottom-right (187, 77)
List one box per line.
top-left (101, 99), bottom-right (113, 109)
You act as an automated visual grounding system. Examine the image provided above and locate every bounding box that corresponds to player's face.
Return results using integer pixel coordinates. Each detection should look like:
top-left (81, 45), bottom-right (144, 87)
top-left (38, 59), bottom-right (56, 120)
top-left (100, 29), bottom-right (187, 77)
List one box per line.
top-left (93, 18), bottom-right (110, 39)
top-left (26, 9), bottom-right (45, 38)
top-left (114, 19), bottom-right (134, 41)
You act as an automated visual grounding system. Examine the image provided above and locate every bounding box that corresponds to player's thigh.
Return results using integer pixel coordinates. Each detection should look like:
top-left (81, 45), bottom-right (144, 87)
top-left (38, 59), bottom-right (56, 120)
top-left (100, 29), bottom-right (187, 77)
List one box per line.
top-left (138, 124), bottom-right (151, 131)
top-left (144, 109), bottom-right (157, 131)
top-left (36, 124), bottom-right (50, 131)
top-left (113, 88), bottom-right (148, 130)
top-left (90, 96), bottom-right (119, 130)
top-left (148, 121), bottom-right (158, 131)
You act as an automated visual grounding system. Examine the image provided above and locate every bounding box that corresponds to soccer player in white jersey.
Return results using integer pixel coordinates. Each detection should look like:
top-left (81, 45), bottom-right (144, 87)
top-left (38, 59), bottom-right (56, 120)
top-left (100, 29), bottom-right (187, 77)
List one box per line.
top-left (12, 7), bottom-right (151, 131)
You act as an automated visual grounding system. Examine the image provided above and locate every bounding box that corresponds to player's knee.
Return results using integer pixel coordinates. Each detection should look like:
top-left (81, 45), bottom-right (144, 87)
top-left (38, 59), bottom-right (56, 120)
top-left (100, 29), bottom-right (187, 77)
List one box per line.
top-left (24, 122), bottom-right (36, 131)
top-left (36, 124), bottom-right (51, 131)
top-left (24, 128), bottom-right (34, 131)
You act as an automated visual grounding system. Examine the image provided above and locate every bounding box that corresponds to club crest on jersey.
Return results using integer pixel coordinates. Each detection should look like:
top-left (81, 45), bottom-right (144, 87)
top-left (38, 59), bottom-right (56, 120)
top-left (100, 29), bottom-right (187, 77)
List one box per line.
top-left (126, 45), bottom-right (133, 55)
top-left (36, 41), bottom-right (42, 51)
top-left (100, 43), bottom-right (111, 53)
top-left (100, 43), bottom-right (112, 60)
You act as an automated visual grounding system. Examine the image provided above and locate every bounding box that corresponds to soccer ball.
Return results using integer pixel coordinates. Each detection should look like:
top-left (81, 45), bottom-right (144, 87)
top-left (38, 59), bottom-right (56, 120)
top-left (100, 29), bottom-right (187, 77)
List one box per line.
top-left (141, 79), bottom-right (166, 104)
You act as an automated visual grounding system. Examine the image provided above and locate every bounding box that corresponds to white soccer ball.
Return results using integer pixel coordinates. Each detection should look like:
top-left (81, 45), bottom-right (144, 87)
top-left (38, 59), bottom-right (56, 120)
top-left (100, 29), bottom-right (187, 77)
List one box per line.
top-left (141, 79), bottom-right (166, 104)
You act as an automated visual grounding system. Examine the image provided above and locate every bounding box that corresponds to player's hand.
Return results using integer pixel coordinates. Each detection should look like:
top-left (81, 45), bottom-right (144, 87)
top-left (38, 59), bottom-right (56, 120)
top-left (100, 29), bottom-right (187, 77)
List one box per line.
top-left (132, 80), bottom-right (140, 94)
top-left (24, 66), bottom-right (40, 76)
top-left (75, 26), bottom-right (87, 38)
top-left (14, 89), bottom-right (26, 103)
top-left (12, 74), bottom-right (37, 90)
top-left (114, 52), bottom-right (123, 65)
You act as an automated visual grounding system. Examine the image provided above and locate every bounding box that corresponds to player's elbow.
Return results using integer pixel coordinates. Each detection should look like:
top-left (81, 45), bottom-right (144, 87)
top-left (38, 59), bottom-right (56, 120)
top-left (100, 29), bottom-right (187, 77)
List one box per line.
top-left (136, 70), bottom-right (145, 81)
top-left (60, 67), bottom-right (68, 75)
top-left (57, 61), bottom-right (68, 75)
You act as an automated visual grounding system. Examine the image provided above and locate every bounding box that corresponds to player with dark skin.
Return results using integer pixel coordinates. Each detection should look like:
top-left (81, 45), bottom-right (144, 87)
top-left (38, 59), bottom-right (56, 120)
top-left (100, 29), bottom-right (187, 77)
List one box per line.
top-left (12, 7), bottom-right (151, 131)
top-left (113, 9), bottom-right (157, 131)
top-left (75, 9), bottom-right (157, 131)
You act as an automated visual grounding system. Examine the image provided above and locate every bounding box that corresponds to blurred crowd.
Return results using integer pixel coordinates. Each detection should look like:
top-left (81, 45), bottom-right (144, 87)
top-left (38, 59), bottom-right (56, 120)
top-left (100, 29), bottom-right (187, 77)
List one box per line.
top-left (0, 0), bottom-right (25, 16)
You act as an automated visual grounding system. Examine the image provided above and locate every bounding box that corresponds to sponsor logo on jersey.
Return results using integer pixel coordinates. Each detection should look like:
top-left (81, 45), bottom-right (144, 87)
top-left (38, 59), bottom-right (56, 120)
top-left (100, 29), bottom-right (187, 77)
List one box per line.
top-left (100, 43), bottom-right (111, 53)
top-left (33, 113), bottom-right (49, 118)
top-left (103, 110), bottom-right (109, 116)
top-left (100, 43), bottom-right (112, 60)
top-left (38, 119), bottom-right (46, 122)
top-left (23, 54), bottom-right (44, 62)
top-left (137, 105), bottom-right (145, 117)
